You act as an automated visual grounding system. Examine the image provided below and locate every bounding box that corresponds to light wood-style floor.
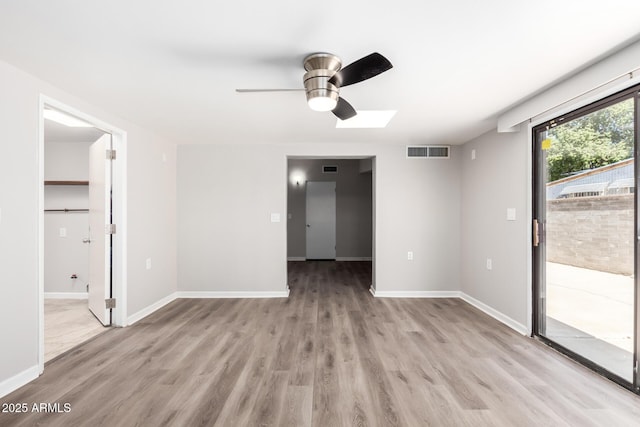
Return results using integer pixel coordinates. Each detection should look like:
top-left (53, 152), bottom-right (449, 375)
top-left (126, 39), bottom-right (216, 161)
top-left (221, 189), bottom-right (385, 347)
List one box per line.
top-left (45, 299), bottom-right (107, 362)
top-left (3, 261), bottom-right (640, 426)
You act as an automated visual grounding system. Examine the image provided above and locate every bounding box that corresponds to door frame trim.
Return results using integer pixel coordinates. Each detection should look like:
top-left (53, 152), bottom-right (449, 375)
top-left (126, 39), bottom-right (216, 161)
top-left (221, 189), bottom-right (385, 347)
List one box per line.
top-left (38, 95), bottom-right (128, 374)
top-left (286, 155), bottom-right (376, 291)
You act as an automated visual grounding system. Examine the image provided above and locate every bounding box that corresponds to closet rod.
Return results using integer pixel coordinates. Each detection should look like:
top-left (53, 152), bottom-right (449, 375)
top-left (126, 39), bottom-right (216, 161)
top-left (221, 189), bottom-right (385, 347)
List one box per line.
top-left (44, 208), bottom-right (89, 213)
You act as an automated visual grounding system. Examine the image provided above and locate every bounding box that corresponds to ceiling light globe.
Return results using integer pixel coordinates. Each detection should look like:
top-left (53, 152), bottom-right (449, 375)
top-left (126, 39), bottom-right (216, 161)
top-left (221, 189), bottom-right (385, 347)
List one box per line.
top-left (308, 96), bottom-right (337, 112)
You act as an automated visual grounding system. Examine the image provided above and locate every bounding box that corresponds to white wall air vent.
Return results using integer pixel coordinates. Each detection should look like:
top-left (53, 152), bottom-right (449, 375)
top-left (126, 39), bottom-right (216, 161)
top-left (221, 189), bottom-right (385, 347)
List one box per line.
top-left (407, 145), bottom-right (450, 159)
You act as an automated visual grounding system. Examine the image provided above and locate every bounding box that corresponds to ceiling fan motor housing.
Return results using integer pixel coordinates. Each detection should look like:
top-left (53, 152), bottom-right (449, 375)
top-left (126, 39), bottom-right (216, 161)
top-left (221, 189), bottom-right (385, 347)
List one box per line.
top-left (303, 53), bottom-right (342, 111)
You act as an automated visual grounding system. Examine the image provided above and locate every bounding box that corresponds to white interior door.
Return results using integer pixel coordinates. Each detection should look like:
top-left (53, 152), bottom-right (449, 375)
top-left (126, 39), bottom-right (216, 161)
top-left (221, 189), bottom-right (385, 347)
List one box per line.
top-left (306, 181), bottom-right (336, 260)
top-left (88, 134), bottom-right (112, 325)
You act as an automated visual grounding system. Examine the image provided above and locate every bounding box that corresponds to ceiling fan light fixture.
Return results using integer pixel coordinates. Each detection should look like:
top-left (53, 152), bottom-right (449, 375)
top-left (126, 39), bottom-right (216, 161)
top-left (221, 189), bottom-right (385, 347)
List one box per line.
top-left (303, 53), bottom-right (342, 113)
top-left (237, 51), bottom-right (392, 121)
top-left (307, 91), bottom-right (338, 112)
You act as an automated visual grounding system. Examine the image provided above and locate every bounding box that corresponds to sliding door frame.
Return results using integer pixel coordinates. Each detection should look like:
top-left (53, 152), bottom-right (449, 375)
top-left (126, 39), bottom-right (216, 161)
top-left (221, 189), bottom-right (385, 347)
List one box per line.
top-left (532, 84), bottom-right (640, 393)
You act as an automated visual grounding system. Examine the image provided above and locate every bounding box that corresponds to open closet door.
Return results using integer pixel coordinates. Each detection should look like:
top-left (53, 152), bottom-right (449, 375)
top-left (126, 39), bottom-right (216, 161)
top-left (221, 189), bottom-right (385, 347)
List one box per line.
top-left (88, 134), bottom-right (112, 326)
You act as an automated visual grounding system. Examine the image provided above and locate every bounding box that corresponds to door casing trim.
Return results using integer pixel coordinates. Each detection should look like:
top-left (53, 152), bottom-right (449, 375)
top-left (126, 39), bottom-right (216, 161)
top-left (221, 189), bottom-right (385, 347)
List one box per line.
top-left (38, 95), bottom-right (128, 374)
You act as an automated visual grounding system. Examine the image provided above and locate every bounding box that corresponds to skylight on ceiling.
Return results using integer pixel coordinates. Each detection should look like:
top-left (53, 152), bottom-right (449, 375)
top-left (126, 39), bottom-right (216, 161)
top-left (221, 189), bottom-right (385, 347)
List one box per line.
top-left (336, 110), bottom-right (397, 129)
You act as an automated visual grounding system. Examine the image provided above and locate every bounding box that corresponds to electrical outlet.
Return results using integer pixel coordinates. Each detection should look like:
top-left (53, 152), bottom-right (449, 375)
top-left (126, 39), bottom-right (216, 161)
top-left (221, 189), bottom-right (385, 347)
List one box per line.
top-left (407, 251), bottom-right (414, 261)
top-left (471, 149), bottom-right (476, 160)
top-left (59, 227), bottom-right (67, 238)
top-left (146, 258), bottom-right (152, 270)
top-left (486, 258), bottom-right (492, 270)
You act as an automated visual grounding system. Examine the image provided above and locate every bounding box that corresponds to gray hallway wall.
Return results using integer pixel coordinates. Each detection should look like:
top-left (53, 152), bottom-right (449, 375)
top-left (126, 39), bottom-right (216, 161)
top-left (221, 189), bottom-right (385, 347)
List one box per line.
top-left (287, 159), bottom-right (372, 259)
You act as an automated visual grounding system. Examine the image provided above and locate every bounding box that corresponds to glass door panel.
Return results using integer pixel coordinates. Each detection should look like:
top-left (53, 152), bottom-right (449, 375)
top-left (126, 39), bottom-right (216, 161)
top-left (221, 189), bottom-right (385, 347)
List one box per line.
top-left (534, 93), bottom-right (636, 385)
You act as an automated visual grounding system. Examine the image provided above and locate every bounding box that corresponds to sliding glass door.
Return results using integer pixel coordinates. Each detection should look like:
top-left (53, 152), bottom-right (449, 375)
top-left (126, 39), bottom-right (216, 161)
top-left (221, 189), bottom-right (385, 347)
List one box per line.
top-left (533, 86), bottom-right (639, 389)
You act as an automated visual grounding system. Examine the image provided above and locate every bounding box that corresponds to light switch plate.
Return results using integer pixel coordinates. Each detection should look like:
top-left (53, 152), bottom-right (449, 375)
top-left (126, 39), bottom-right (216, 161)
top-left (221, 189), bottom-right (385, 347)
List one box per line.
top-left (507, 208), bottom-right (516, 221)
top-left (271, 213), bottom-right (281, 223)
top-left (471, 149), bottom-right (476, 160)
top-left (59, 227), bottom-right (67, 238)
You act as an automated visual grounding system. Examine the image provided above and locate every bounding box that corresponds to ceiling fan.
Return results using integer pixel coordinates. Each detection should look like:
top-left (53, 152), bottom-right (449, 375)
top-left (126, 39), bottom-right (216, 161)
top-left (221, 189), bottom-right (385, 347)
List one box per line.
top-left (236, 52), bottom-right (393, 120)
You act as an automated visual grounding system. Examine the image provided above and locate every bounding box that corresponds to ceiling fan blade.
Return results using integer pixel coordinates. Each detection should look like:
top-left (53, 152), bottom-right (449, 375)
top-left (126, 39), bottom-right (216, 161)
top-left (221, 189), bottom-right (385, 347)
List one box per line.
top-left (329, 52), bottom-right (392, 88)
top-left (332, 97), bottom-right (357, 120)
top-left (235, 88), bottom-right (304, 93)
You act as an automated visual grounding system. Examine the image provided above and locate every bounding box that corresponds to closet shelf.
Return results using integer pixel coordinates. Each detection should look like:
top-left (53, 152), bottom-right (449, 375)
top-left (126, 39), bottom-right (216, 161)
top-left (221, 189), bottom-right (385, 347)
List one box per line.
top-left (44, 180), bottom-right (89, 186)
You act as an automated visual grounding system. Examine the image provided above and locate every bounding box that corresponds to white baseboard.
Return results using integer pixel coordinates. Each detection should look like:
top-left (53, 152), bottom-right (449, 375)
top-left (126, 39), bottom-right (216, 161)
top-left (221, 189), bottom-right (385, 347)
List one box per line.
top-left (127, 292), bottom-right (177, 326)
top-left (368, 288), bottom-right (527, 335)
top-left (177, 290), bottom-right (290, 299)
top-left (371, 290), bottom-right (461, 298)
top-left (0, 365), bottom-right (39, 398)
top-left (44, 292), bottom-right (88, 299)
top-left (128, 288), bottom-right (291, 325)
top-left (460, 292), bottom-right (528, 335)
top-left (287, 257), bottom-right (372, 261)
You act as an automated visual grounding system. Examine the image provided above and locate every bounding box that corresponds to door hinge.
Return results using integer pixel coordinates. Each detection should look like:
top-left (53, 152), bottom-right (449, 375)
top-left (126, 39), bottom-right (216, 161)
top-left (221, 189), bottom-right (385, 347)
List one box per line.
top-left (106, 149), bottom-right (116, 160)
top-left (105, 298), bottom-right (116, 309)
top-left (105, 224), bottom-right (116, 235)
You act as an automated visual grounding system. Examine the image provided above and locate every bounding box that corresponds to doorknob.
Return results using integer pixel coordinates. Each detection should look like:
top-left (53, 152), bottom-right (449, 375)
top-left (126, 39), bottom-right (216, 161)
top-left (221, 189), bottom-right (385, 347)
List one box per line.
top-left (82, 238), bottom-right (91, 244)
top-left (306, 224), bottom-right (311, 228)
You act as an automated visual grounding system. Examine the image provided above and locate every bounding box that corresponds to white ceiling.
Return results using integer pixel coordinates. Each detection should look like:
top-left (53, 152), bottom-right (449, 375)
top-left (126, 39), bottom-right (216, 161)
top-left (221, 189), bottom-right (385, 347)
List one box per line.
top-left (2, 1), bottom-right (640, 146)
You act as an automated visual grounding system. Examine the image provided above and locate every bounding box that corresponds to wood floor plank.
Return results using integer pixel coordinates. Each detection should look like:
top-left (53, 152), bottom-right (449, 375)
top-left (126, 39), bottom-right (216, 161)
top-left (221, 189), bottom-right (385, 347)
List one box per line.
top-left (245, 371), bottom-right (289, 426)
top-left (214, 355), bottom-right (268, 427)
top-left (311, 270), bottom-right (344, 427)
top-left (2, 261), bottom-right (640, 426)
top-left (289, 322), bottom-right (317, 387)
top-left (348, 309), bottom-right (406, 426)
top-left (278, 385), bottom-right (312, 427)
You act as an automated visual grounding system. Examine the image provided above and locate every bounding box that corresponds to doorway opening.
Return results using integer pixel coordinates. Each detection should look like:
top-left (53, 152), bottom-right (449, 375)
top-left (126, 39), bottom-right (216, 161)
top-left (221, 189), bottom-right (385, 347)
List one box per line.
top-left (533, 85), bottom-right (639, 391)
top-left (38, 97), bottom-right (127, 372)
top-left (286, 157), bottom-right (375, 295)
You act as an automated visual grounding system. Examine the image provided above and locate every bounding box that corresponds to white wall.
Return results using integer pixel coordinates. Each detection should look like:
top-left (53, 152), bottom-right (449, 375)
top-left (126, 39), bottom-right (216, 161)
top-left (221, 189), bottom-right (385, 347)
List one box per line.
top-left (177, 143), bottom-right (461, 295)
top-left (45, 141), bottom-right (90, 180)
top-left (460, 129), bottom-right (530, 330)
top-left (44, 142), bottom-right (90, 294)
top-left (0, 58), bottom-right (177, 395)
top-left (460, 36), bottom-right (640, 334)
top-left (44, 197), bottom-right (90, 294)
top-left (177, 145), bottom-right (287, 294)
top-left (0, 59), bottom-right (41, 393)
top-left (125, 131), bottom-right (177, 316)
